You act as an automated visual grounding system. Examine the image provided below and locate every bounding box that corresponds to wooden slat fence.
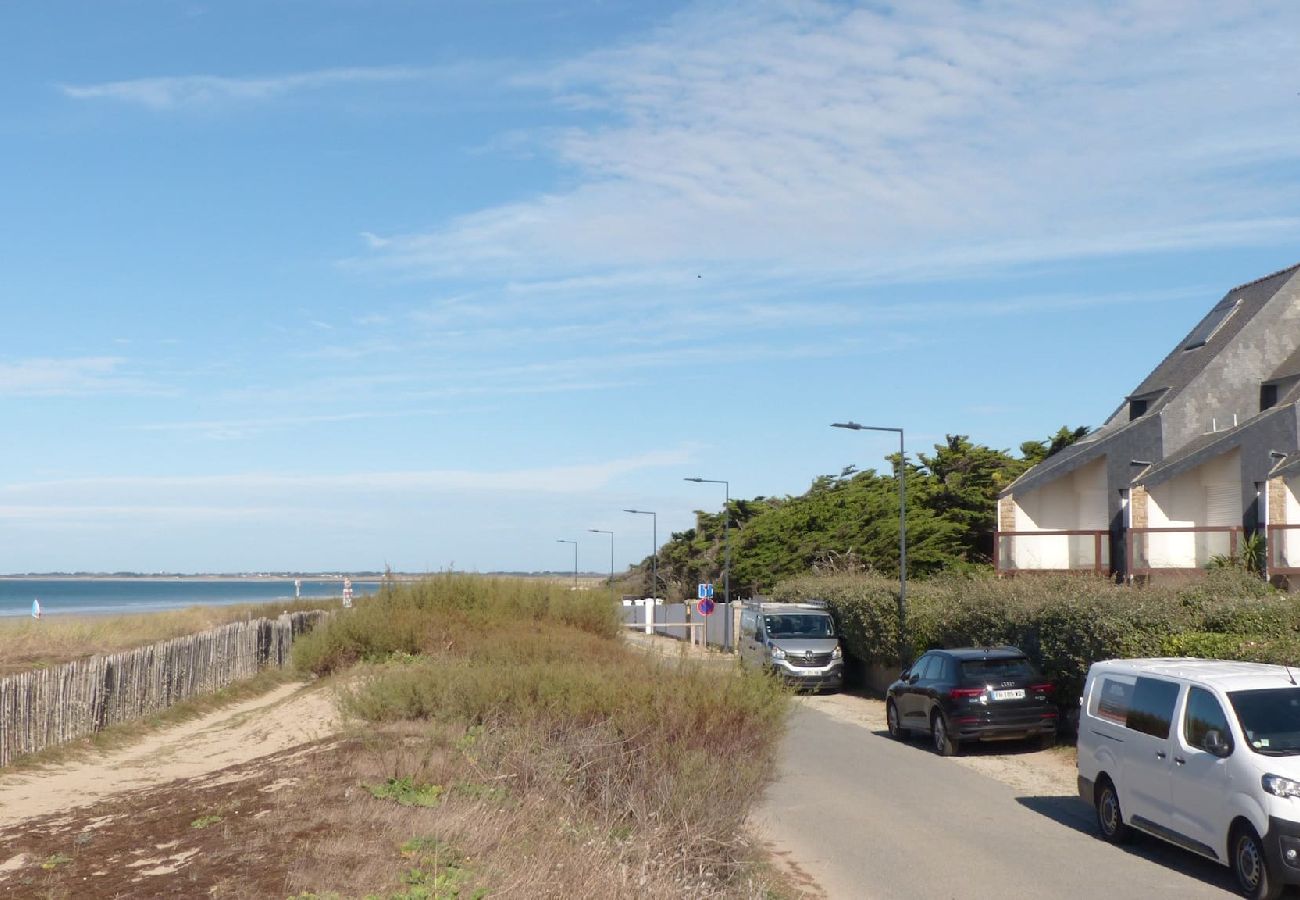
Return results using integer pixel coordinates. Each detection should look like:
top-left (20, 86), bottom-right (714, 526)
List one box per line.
top-left (0, 610), bottom-right (325, 767)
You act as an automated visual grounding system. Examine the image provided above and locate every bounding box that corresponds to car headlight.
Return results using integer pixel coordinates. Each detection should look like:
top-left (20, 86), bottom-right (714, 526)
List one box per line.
top-left (770, 647), bottom-right (786, 661)
top-left (832, 645), bottom-right (843, 660)
top-left (1263, 773), bottom-right (1300, 799)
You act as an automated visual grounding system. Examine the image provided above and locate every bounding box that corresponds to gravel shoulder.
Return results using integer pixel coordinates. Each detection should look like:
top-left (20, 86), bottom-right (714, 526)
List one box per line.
top-left (805, 690), bottom-right (1078, 795)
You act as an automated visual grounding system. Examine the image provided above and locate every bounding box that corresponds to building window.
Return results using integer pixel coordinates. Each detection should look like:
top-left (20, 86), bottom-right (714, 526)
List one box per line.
top-left (1261, 383), bottom-right (1279, 411)
top-left (1129, 398), bottom-right (1149, 420)
top-left (1181, 296), bottom-right (1241, 351)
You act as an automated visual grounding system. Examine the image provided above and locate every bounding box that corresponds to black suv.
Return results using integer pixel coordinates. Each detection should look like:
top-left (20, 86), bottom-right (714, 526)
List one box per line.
top-left (885, 647), bottom-right (1058, 756)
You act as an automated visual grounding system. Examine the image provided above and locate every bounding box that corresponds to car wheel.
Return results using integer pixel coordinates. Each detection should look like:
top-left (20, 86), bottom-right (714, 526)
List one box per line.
top-left (886, 699), bottom-right (904, 739)
top-left (1094, 778), bottom-right (1132, 845)
top-left (931, 710), bottom-right (958, 756)
top-left (1037, 733), bottom-right (1056, 751)
top-left (1233, 823), bottom-right (1282, 900)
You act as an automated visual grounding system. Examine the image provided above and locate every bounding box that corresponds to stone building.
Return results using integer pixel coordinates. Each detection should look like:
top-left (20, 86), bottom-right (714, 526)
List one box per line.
top-left (996, 262), bottom-right (1300, 582)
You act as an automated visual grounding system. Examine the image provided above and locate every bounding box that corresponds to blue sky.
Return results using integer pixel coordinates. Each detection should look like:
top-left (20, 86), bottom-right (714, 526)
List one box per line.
top-left (3, 0), bottom-right (1299, 574)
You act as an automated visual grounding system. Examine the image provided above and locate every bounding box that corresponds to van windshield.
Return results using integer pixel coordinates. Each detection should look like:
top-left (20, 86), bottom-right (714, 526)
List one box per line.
top-left (1229, 687), bottom-right (1300, 756)
top-left (764, 614), bottom-right (835, 638)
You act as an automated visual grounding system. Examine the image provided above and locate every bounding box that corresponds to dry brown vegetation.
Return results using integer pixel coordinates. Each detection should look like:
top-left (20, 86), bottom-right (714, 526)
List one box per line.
top-left (1, 576), bottom-right (803, 898)
top-left (0, 599), bottom-right (339, 677)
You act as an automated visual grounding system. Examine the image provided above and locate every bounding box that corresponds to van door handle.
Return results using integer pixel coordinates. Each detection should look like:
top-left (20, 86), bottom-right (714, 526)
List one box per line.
top-left (1174, 757), bottom-right (1186, 765)
top-left (1155, 751), bottom-right (1167, 760)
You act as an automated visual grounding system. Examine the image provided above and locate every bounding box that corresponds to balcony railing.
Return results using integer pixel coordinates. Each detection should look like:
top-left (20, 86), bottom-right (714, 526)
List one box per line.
top-left (1127, 526), bottom-right (1243, 575)
top-left (995, 530), bottom-right (1110, 575)
top-left (1267, 525), bottom-right (1300, 574)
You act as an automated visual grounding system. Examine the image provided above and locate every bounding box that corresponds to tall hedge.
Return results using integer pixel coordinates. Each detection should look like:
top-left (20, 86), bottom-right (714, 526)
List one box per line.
top-left (773, 570), bottom-right (1300, 708)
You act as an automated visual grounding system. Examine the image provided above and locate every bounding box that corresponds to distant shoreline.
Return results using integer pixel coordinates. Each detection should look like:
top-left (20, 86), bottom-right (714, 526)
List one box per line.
top-left (0, 573), bottom-right (604, 582)
top-left (0, 574), bottom-right (408, 582)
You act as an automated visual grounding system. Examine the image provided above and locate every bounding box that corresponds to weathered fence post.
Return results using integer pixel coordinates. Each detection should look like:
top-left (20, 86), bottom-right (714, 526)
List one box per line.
top-left (0, 610), bottom-right (327, 767)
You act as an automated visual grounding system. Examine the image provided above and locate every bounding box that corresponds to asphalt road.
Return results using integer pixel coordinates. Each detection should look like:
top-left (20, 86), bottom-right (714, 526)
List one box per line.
top-left (754, 698), bottom-right (1247, 900)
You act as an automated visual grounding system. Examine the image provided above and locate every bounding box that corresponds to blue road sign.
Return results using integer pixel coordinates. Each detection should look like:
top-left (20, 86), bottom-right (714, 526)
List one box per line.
top-left (697, 597), bottom-right (715, 616)
top-left (697, 583), bottom-right (714, 600)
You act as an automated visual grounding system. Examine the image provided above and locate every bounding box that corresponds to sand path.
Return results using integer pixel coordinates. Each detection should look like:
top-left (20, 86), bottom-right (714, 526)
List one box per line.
top-left (0, 680), bottom-right (340, 830)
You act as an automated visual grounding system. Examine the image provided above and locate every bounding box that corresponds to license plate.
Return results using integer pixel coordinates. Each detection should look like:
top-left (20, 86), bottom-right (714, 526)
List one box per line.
top-left (992, 689), bottom-right (1025, 701)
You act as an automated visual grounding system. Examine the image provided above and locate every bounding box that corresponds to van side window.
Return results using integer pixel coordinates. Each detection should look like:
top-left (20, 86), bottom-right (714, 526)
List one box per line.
top-left (1091, 675), bottom-right (1135, 724)
top-left (1184, 686), bottom-right (1233, 754)
top-left (1126, 677), bottom-right (1180, 739)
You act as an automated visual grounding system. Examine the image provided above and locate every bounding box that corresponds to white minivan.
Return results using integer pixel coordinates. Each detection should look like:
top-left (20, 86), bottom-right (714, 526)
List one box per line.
top-left (1078, 658), bottom-right (1300, 899)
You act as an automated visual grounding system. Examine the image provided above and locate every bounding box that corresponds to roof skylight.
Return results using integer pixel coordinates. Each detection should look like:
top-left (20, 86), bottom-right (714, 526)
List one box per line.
top-left (1181, 296), bottom-right (1241, 351)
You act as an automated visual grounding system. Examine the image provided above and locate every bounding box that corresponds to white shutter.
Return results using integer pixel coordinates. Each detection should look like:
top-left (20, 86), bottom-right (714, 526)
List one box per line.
top-left (1077, 489), bottom-right (1108, 530)
top-left (1205, 483), bottom-right (1239, 526)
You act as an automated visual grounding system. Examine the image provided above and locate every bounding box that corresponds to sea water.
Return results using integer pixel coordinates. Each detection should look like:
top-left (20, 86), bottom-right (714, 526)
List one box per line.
top-left (0, 579), bottom-right (380, 618)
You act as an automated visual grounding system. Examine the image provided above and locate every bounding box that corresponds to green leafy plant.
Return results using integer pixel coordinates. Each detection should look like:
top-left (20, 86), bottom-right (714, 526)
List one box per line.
top-left (366, 777), bottom-right (444, 808)
top-left (190, 814), bottom-right (224, 829)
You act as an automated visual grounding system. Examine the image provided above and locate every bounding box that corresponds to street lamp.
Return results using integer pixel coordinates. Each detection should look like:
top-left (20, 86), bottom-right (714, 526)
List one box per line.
top-left (623, 509), bottom-right (657, 600)
top-left (685, 476), bottom-right (732, 650)
top-left (833, 421), bottom-right (908, 667)
top-left (555, 539), bottom-right (578, 589)
top-left (588, 529), bottom-right (614, 584)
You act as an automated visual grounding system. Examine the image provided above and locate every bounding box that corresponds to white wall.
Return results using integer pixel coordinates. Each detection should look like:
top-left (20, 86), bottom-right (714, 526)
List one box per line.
top-left (1282, 477), bottom-right (1300, 568)
top-left (1144, 449), bottom-right (1240, 568)
top-left (1010, 457), bottom-right (1108, 569)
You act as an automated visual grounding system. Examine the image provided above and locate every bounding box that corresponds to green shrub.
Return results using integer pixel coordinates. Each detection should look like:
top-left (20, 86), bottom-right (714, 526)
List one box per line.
top-left (1160, 631), bottom-right (1248, 659)
top-left (774, 571), bottom-right (1287, 709)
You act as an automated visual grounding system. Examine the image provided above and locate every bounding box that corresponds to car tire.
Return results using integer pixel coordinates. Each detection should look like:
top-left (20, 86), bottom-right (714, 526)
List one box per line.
top-left (1232, 823), bottom-right (1282, 900)
top-left (1094, 778), bottom-right (1132, 845)
top-left (931, 710), bottom-right (958, 756)
top-left (886, 699), bottom-right (905, 740)
top-left (1037, 733), bottom-right (1056, 751)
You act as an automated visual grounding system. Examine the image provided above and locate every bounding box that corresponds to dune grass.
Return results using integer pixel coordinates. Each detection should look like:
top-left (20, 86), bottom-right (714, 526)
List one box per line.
top-left (286, 574), bottom-right (794, 898)
top-left (0, 597), bottom-right (339, 677)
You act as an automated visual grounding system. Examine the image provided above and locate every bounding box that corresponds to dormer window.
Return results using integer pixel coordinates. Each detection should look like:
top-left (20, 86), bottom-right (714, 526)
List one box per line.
top-left (1181, 296), bottom-right (1240, 351)
top-left (1127, 389), bottom-right (1164, 421)
top-left (1262, 383), bottom-right (1279, 412)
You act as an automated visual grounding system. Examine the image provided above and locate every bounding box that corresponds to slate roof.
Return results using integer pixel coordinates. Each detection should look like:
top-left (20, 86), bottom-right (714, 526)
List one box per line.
top-left (1133, 414), bottom-right (1264, 487)
top-left (1001, 414), bottom-right (1160, 497)
top-left (1123, 263), bottom-right (1300, 416)
top-left (1267, 345), bottom-right (1300, 384)
top-left (1002, 262), bottom-right (1300, 502)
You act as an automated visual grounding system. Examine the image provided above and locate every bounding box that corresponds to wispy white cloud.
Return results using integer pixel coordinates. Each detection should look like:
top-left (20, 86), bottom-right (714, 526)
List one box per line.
top-left (0, 357), bottom-right (162, 397)
top-left (354, 1), bottom-right (1300, 283)
top-left (60, 64), bottom-right (459, 110)
top-left (134, 408), bottom-right (451, 440)
top-left (0, 505), bottom-right (288, 524)
top-left (1, 447), bottom-right (698, 499)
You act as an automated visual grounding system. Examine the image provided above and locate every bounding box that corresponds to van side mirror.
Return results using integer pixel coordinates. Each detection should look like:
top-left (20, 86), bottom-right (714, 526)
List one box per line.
top-left (1204, 729), bottom-right (1232, 757)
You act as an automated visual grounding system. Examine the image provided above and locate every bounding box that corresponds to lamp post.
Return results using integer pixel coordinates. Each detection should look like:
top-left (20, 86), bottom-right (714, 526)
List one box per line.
top-left (588, 529), bottom-right (614, 584)
top-left (624, 509), bottom-right (657, 634)
top-left (685, 476), bottom-right (732, 650)
top-left (833, 421), bottom-right (908, 667)
top-left (556, 539), bottom-right (577, 589)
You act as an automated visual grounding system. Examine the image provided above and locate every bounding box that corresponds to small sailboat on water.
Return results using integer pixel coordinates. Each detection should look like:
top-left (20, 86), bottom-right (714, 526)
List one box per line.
top-left (31, 597), bottom-right (41, 619)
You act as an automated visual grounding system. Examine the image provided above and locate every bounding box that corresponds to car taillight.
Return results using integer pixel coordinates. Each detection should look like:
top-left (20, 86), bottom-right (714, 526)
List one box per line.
top-left (1030, 682), bottom-right (1055, 695)
top-left (949, 687), bottom-right (985, 699)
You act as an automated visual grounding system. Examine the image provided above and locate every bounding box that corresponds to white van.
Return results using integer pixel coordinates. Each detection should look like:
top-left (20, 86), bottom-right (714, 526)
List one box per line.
top-left (1078, 658), bottom-right (1300, 899)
